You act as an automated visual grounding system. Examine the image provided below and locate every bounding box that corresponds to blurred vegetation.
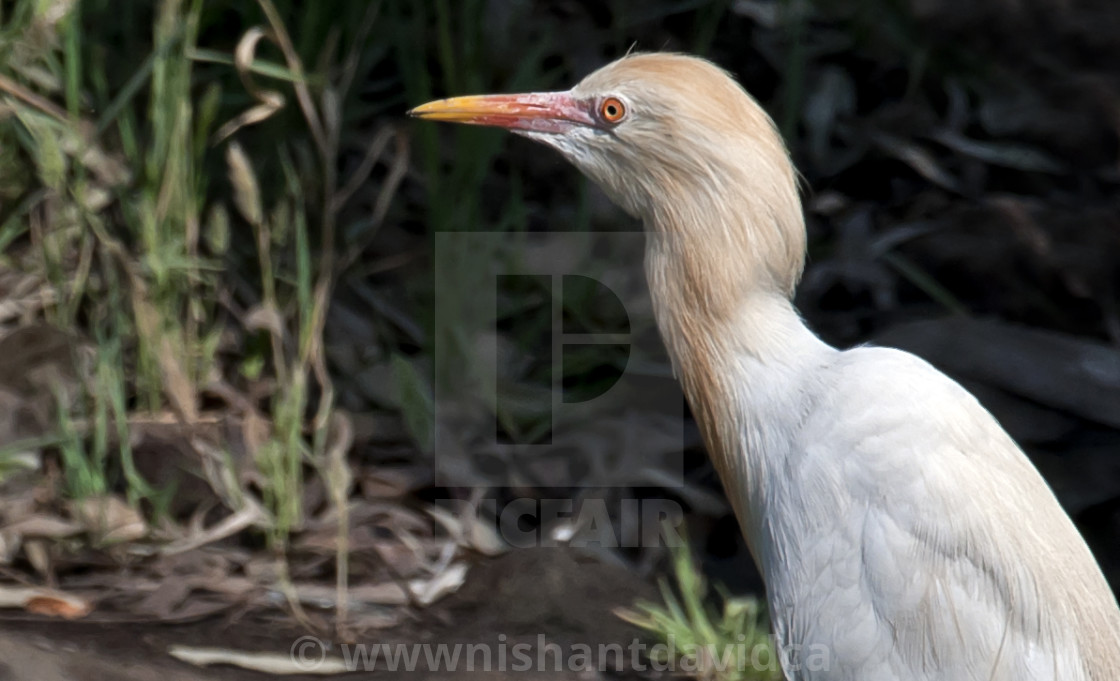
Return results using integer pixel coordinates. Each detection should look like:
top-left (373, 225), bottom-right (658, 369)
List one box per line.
top-left (617, 528), bottom-right (781, 680)
top-left (0, 0), bottom-right (1117, 659)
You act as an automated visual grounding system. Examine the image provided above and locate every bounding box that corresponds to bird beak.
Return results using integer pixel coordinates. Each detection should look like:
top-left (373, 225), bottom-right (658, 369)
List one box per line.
top-left (408, 92), bottom-right (594, 134)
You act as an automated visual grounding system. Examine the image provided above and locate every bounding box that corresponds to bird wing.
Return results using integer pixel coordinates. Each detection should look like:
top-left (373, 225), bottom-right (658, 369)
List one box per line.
top-left (764, 347), bottom-right (1120, 681)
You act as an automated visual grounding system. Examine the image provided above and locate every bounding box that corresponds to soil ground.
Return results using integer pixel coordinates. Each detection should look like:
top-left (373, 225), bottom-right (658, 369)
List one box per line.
top-left (0, 548), bottom-right (657, 680)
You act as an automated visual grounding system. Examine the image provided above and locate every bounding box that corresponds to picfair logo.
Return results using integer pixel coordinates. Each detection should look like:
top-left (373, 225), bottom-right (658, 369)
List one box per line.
top-left (433, 231), bottom-right (686, 488)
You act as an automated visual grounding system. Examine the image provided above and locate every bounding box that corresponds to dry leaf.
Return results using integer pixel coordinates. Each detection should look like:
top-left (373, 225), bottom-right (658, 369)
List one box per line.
top-left (428, 504), bottom-right (506, 557)
top-left (871, 132), bottom-right (960, 193)
top-left (932, 129), bottom-right (1064, 173)
top-left (244, 304), bottom-right (285, 338)
top-left (157, 596), bottom-right (236, 622)
top-left (212, 26), bottom-right (287, 143)
top-left (358, 467), bottom-right (424, 499)
top-left (169, 644), bottom-right (349, 675)
top-left (2, 514), bottom-right (83, 539)
top-left (344, 608), bottom-right (401, 631)
top-left (24, 539), bottom-right (50, 575)
top-left (323, 411), bottom-right (354, 502)
top-left (409, 561), bottom-right (468, 606)
top-left (226, 142), bottom-right (263, 226)
top-left (130, 287), bottom-right (198, 421)
top-left (0, 530), bottom-right (19, 564)
top-left (0, 584), bottom-right (92, 619)
top-left (25, 594), bottom-right (91, 619)
top-left (70, 494), bottom-right (147, 543)
top-left (294, 582), bottom-right (409, 607)
top-left (134, 578), bottom-right (193, 620)
top-left (160, 502), bottom-right (266, 556)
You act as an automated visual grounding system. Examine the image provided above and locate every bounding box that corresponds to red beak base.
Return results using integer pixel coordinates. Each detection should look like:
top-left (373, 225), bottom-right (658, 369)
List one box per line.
top-left (408, 92), bottom-right (595, 134)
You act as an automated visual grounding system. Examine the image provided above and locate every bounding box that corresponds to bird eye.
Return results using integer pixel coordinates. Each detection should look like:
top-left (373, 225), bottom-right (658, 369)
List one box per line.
top-left (599, 97), bottom-right (626, 123)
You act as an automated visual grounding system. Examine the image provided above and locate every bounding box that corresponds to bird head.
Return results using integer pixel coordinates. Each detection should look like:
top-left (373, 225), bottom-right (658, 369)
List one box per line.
top-left (410, 53), bottom-right (806, 298)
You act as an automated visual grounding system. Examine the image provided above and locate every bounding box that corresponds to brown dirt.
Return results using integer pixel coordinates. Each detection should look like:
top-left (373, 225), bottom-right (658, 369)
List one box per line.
top-left (0, 547), bottom-right (659, 680)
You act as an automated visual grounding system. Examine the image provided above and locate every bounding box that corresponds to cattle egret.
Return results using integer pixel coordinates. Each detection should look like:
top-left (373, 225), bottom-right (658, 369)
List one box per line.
top-left (411, 53), bottom-right (1120, 679)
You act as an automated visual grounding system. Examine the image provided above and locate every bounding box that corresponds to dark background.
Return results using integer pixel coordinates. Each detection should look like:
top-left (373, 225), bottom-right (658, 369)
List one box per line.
top-left (0, 0), bottom-right (1118, 670)
top-left (380, 0), bottom-right (1120, 592)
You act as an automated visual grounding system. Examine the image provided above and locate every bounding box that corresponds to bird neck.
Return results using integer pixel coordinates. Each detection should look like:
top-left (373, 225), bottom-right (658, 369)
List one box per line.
top-left (643, 199), bottom-right (832, 555)
top-left (642, 173), bottom-right (813, 376)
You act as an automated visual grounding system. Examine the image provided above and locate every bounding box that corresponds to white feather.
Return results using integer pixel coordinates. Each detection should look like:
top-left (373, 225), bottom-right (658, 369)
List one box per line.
top-left (412, 50), bottom-right (1120, 681)
top-left (714, 295), bottom-right (1117, 680)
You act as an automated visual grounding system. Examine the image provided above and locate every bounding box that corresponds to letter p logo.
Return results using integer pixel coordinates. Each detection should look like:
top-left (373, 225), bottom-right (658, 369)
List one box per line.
top-left (433, 232), bottom-right (685, 488)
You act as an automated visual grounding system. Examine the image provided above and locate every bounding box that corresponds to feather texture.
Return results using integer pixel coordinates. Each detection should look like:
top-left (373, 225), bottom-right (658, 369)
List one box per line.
top-left (412, 51), bottom-right (1120, 680)
top-left (563, 53), bottom-right (1120, 680)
